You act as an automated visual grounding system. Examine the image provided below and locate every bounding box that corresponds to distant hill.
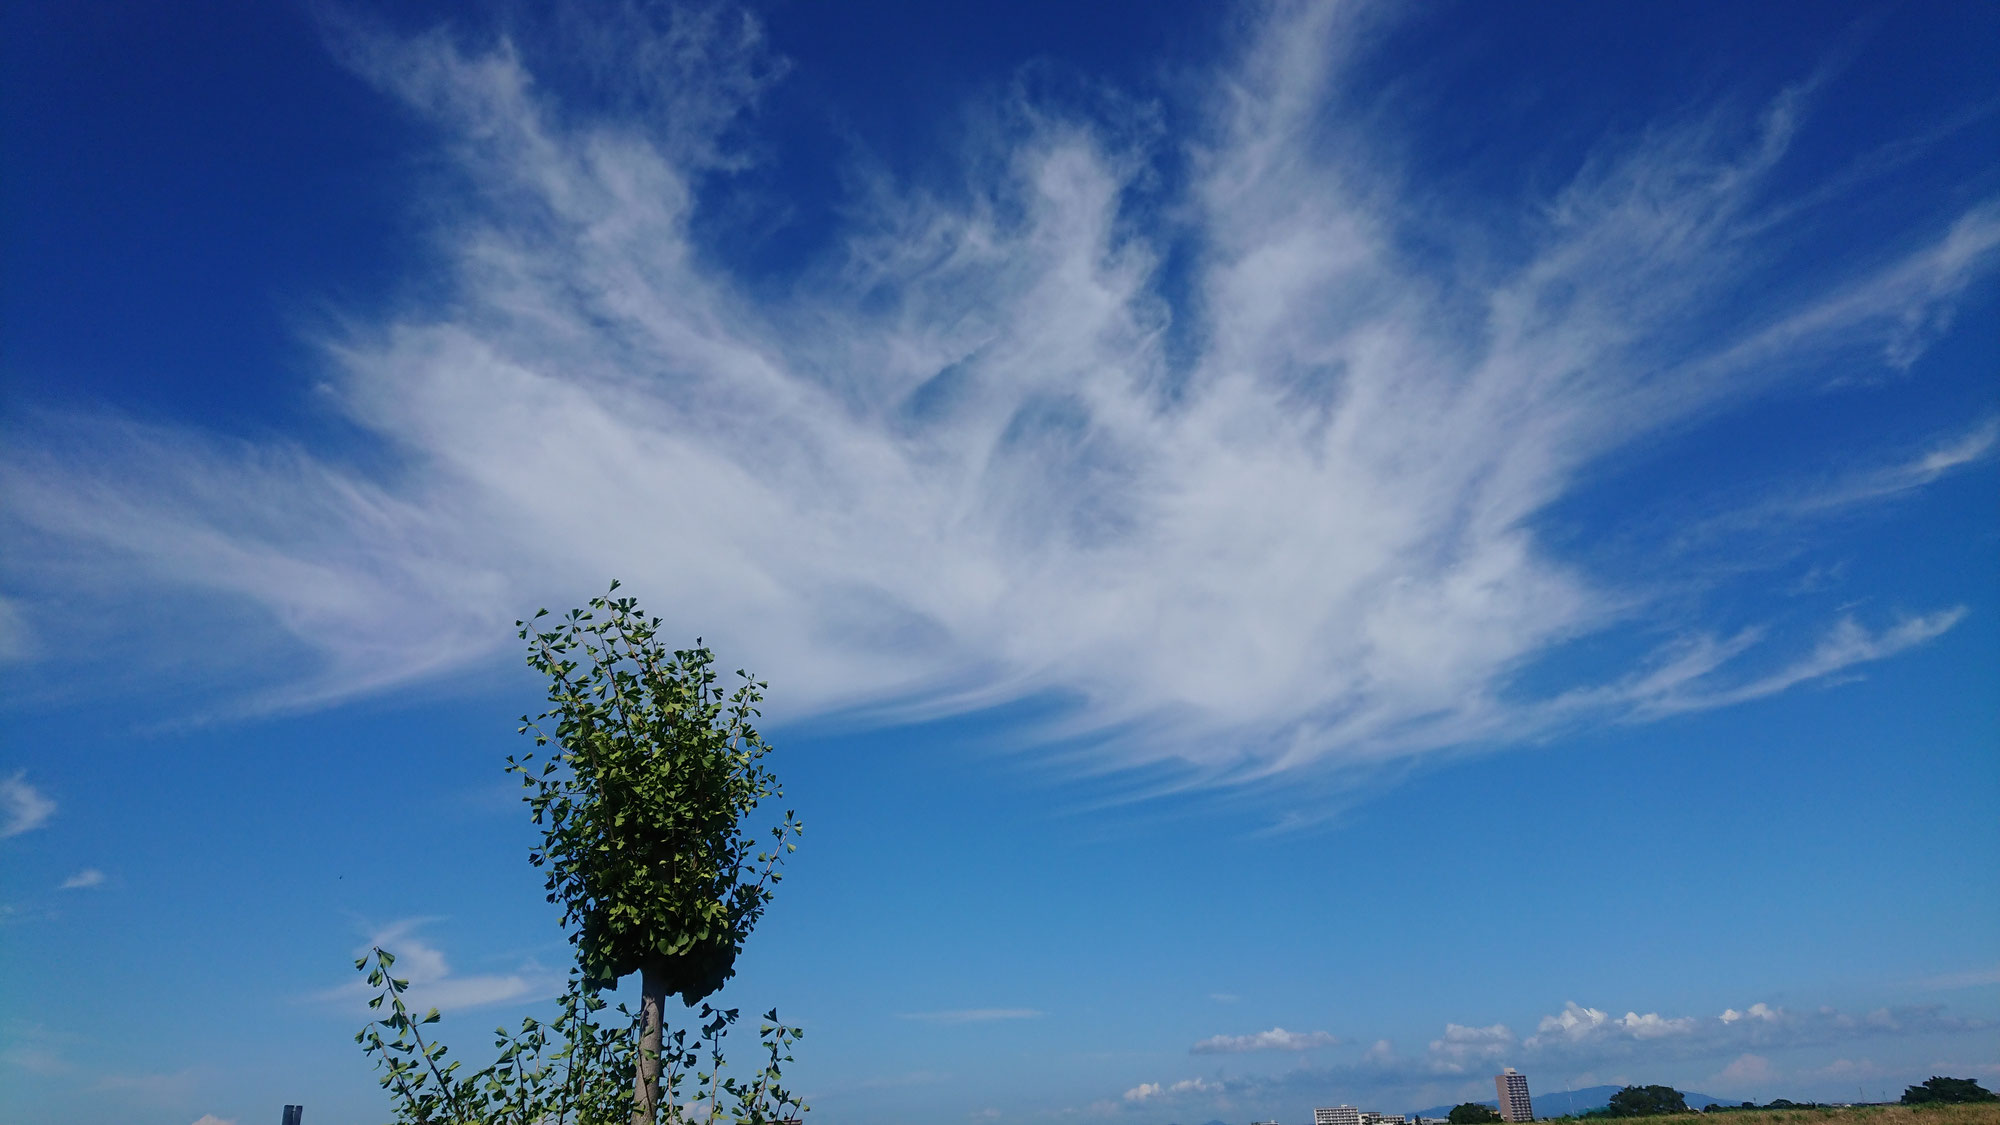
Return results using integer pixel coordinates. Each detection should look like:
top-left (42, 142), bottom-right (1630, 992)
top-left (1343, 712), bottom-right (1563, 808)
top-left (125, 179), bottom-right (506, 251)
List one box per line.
top-left (1411, 1086), bottom-right (1733, 1119)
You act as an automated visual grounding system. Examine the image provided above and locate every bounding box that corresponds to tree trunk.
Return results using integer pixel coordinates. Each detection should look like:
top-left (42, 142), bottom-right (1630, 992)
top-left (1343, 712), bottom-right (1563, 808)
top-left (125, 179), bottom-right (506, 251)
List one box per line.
top-left (632, 964), bottom-right (668, 1125)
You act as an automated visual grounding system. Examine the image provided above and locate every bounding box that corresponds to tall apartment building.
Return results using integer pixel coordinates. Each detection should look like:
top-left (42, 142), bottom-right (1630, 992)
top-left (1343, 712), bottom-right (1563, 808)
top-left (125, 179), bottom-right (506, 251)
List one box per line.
top-left (1316, 1106), bottom-right (1362, 1125)
top-left (1496, 1068), bottom-right (1534, 1123)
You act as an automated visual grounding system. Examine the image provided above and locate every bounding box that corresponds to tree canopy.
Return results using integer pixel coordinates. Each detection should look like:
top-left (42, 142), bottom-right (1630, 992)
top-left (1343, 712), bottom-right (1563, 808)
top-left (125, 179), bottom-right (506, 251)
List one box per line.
top-left (511, 585), bottom-right (803, 1123)
top-left (350, 584), bottom-right (808, 1125)
top-left (1604, 1086), bottom-right (1688, 1117)
top-left (513, 586), bottom-right (800, 1004)
top-left (1450, 1104), bottom-right (1504, 1124)
top-left (1903, 1077), bottom-right (1997, 1105)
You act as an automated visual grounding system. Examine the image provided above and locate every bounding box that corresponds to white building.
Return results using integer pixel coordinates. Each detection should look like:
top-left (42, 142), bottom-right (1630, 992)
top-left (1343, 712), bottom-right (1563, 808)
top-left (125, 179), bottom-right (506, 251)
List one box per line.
top-left (1315, 1106), bottom-right (1407, 1125)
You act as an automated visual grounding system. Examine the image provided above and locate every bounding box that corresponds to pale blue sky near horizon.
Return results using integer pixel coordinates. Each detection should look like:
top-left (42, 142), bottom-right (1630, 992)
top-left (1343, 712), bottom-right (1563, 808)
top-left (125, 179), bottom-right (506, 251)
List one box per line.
top-left (2, 2), bottom-right (1997, 1124)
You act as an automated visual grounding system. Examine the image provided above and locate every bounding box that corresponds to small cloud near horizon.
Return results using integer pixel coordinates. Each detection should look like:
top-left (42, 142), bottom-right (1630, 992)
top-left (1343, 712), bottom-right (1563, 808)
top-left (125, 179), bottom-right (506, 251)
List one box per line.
top-left (1193, 1026), bottom-right (1339, 1053)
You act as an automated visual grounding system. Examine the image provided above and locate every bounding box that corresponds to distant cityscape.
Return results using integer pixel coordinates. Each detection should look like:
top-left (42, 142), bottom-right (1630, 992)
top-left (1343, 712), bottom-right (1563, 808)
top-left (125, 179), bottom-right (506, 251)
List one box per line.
top-left (1278, 1067), bottom-right (1544, 1125)
top-left (1239, 1067), bottom-right (1921, 1125)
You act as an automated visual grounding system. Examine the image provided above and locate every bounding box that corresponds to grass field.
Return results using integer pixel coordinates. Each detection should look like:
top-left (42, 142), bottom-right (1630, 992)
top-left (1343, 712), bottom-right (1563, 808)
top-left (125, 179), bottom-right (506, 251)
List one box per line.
top-left (1542, 1106), bottom-right (2000, 1125)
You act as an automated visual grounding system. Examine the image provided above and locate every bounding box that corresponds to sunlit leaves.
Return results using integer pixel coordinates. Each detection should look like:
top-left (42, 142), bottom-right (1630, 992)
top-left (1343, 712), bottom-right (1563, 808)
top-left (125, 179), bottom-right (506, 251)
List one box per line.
top-left (508, 584), bottom-right (801, 1006)
top-left (353, 584), bottom-right (808, 1123)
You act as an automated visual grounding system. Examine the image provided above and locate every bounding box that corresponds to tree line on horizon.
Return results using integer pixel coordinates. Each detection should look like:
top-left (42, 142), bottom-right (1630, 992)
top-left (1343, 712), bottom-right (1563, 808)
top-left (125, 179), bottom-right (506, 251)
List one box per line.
top-left (1446, 1076), bottom-right (1995, 1125)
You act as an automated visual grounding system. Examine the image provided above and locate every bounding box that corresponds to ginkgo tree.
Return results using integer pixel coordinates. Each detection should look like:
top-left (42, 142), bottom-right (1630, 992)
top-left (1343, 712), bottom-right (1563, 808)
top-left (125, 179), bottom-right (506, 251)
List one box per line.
top-left (353, 583), bottom-right (806, 1125)
top-left (514, 583), bottom-right (803, 1123)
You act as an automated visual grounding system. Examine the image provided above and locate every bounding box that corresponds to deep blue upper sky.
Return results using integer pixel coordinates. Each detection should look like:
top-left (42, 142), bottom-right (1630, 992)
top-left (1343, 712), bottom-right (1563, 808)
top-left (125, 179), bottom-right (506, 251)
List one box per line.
top-left (2, 4), bottom-right (1996, 1125)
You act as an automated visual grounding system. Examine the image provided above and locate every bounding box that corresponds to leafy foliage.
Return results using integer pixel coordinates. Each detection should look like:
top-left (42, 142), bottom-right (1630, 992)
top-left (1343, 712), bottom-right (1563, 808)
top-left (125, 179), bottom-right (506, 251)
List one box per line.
top-left (354, 947), bottom-right (636, 1124)
top-left (1451, 1104), bottom-right (1504, 1123)
top-left (353, 583), bottom-right (808, 1124)
top-left (1602, 1086), bottom-right (1689, 1117)
top-left (511, 584), bottom-right (801, 1004)
top-left (354, 947), bottom-right (807, 1124)
top-left (1904, 1078), bottom-right (1998, 1105)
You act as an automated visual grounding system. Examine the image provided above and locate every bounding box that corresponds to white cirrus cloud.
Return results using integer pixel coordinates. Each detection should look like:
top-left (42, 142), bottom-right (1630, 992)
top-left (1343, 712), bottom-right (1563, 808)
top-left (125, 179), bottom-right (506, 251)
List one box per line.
top-left (1914, 965), bottom-right (2000, 991)
top-left (1193, 1026), bottom-right (1339, 1054)
top-left (59, 868), bottom-right (105, 890)
top-left (0, 596), bottom-right (33, 664)
top-left (1, 772), bottom-right (55, 839)
top-left (897, 1008), bottom-right (1043, 1024)
top-left (1, 2), bottom-right (1992, 797)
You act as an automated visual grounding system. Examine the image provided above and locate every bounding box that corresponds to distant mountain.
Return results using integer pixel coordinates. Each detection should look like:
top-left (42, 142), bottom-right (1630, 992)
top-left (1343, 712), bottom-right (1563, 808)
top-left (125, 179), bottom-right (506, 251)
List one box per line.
top-left (1410, 1086), bottom-right (1734, 1119)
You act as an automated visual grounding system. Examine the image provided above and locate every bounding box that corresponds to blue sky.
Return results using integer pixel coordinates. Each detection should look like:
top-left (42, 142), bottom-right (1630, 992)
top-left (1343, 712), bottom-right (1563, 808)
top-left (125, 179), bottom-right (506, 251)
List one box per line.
top-left (2, 2), bottom-right (1997, 1123)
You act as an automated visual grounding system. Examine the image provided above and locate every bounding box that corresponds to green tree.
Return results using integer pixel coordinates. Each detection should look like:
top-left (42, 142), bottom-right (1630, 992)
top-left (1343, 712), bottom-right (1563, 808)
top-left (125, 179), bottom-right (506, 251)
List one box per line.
top-left (1902, 1077), bottom-right (1997, 1105)
top-left (1450, 1104), bottom-right (1504, 1124)
top-left (512, 584), bottom-right (803, 1124)
top-left (1605, 1086), bottom-right (1688, 1117)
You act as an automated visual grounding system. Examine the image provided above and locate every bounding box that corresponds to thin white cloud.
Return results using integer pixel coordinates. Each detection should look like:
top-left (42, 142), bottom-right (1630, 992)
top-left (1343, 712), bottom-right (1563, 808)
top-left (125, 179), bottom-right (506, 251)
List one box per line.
top-left (897, 1008), bottom-right (1043, 1024)
top-left (1914, 965), bottom-right (2000, 991)
top-left (2, 1045), bottom-right (73, 1075)
top-left (857, 1070), bottom-right (954, 1090)
top-left (1, 772), bottom-right (55, 839)
top-left (1108, 995), bottom-right (1992, 1110)
top-left (1720, 1003), bottom-right (1783, 1024)
top-left (320, 918), bottom-right (561, 1013)
top-left (1536, 610), bottom-right (1968, 725)
top-left (191, 1116), bottom-right (239, 1125)
top-left (1427, 1022), bottom-right (1519, 1071)
top-left (1511, 1000), bottom-right (1985, 1061)
top-left (58, 868), bottom-right (105, 890)
top-left (1528, 1003), bottom-right (1697, 1047)
top-left (97, 1068), bottom-right (201, 1100)
top-left (1193, 1026), bottom-right (1339, 1054)
top-left (1124, 1077), bottom-right (1221, 1102)
top-left (0, 596), bottom-right (33, 664)
top-left (1631, 610), bottom-right (1966, 718)
top-left (1746, 416), bottom-right (2000, 520)
top-left (1714, 1053), bottom-right (1778, 1091)
top-left (1, 2), bottom-right (1991, 791)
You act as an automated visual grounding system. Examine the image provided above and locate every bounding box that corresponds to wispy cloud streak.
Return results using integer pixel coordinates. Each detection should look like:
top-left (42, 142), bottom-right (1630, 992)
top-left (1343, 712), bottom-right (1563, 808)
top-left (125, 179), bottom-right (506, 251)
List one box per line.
top-left (1, 773), bottom-right (56, 839)
top-left (1, 2), bottom-right (1991, 787)
top-left (897, 1009), bottom-right (1043, 1024)
top-left (320, 918), bottom-right (561, 1013)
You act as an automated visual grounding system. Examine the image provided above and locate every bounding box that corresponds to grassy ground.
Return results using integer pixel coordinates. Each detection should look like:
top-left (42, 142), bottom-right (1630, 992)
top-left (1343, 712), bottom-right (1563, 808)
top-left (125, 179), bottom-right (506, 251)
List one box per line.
top-left (1543, 1106), bottom-right (2000, 1125)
